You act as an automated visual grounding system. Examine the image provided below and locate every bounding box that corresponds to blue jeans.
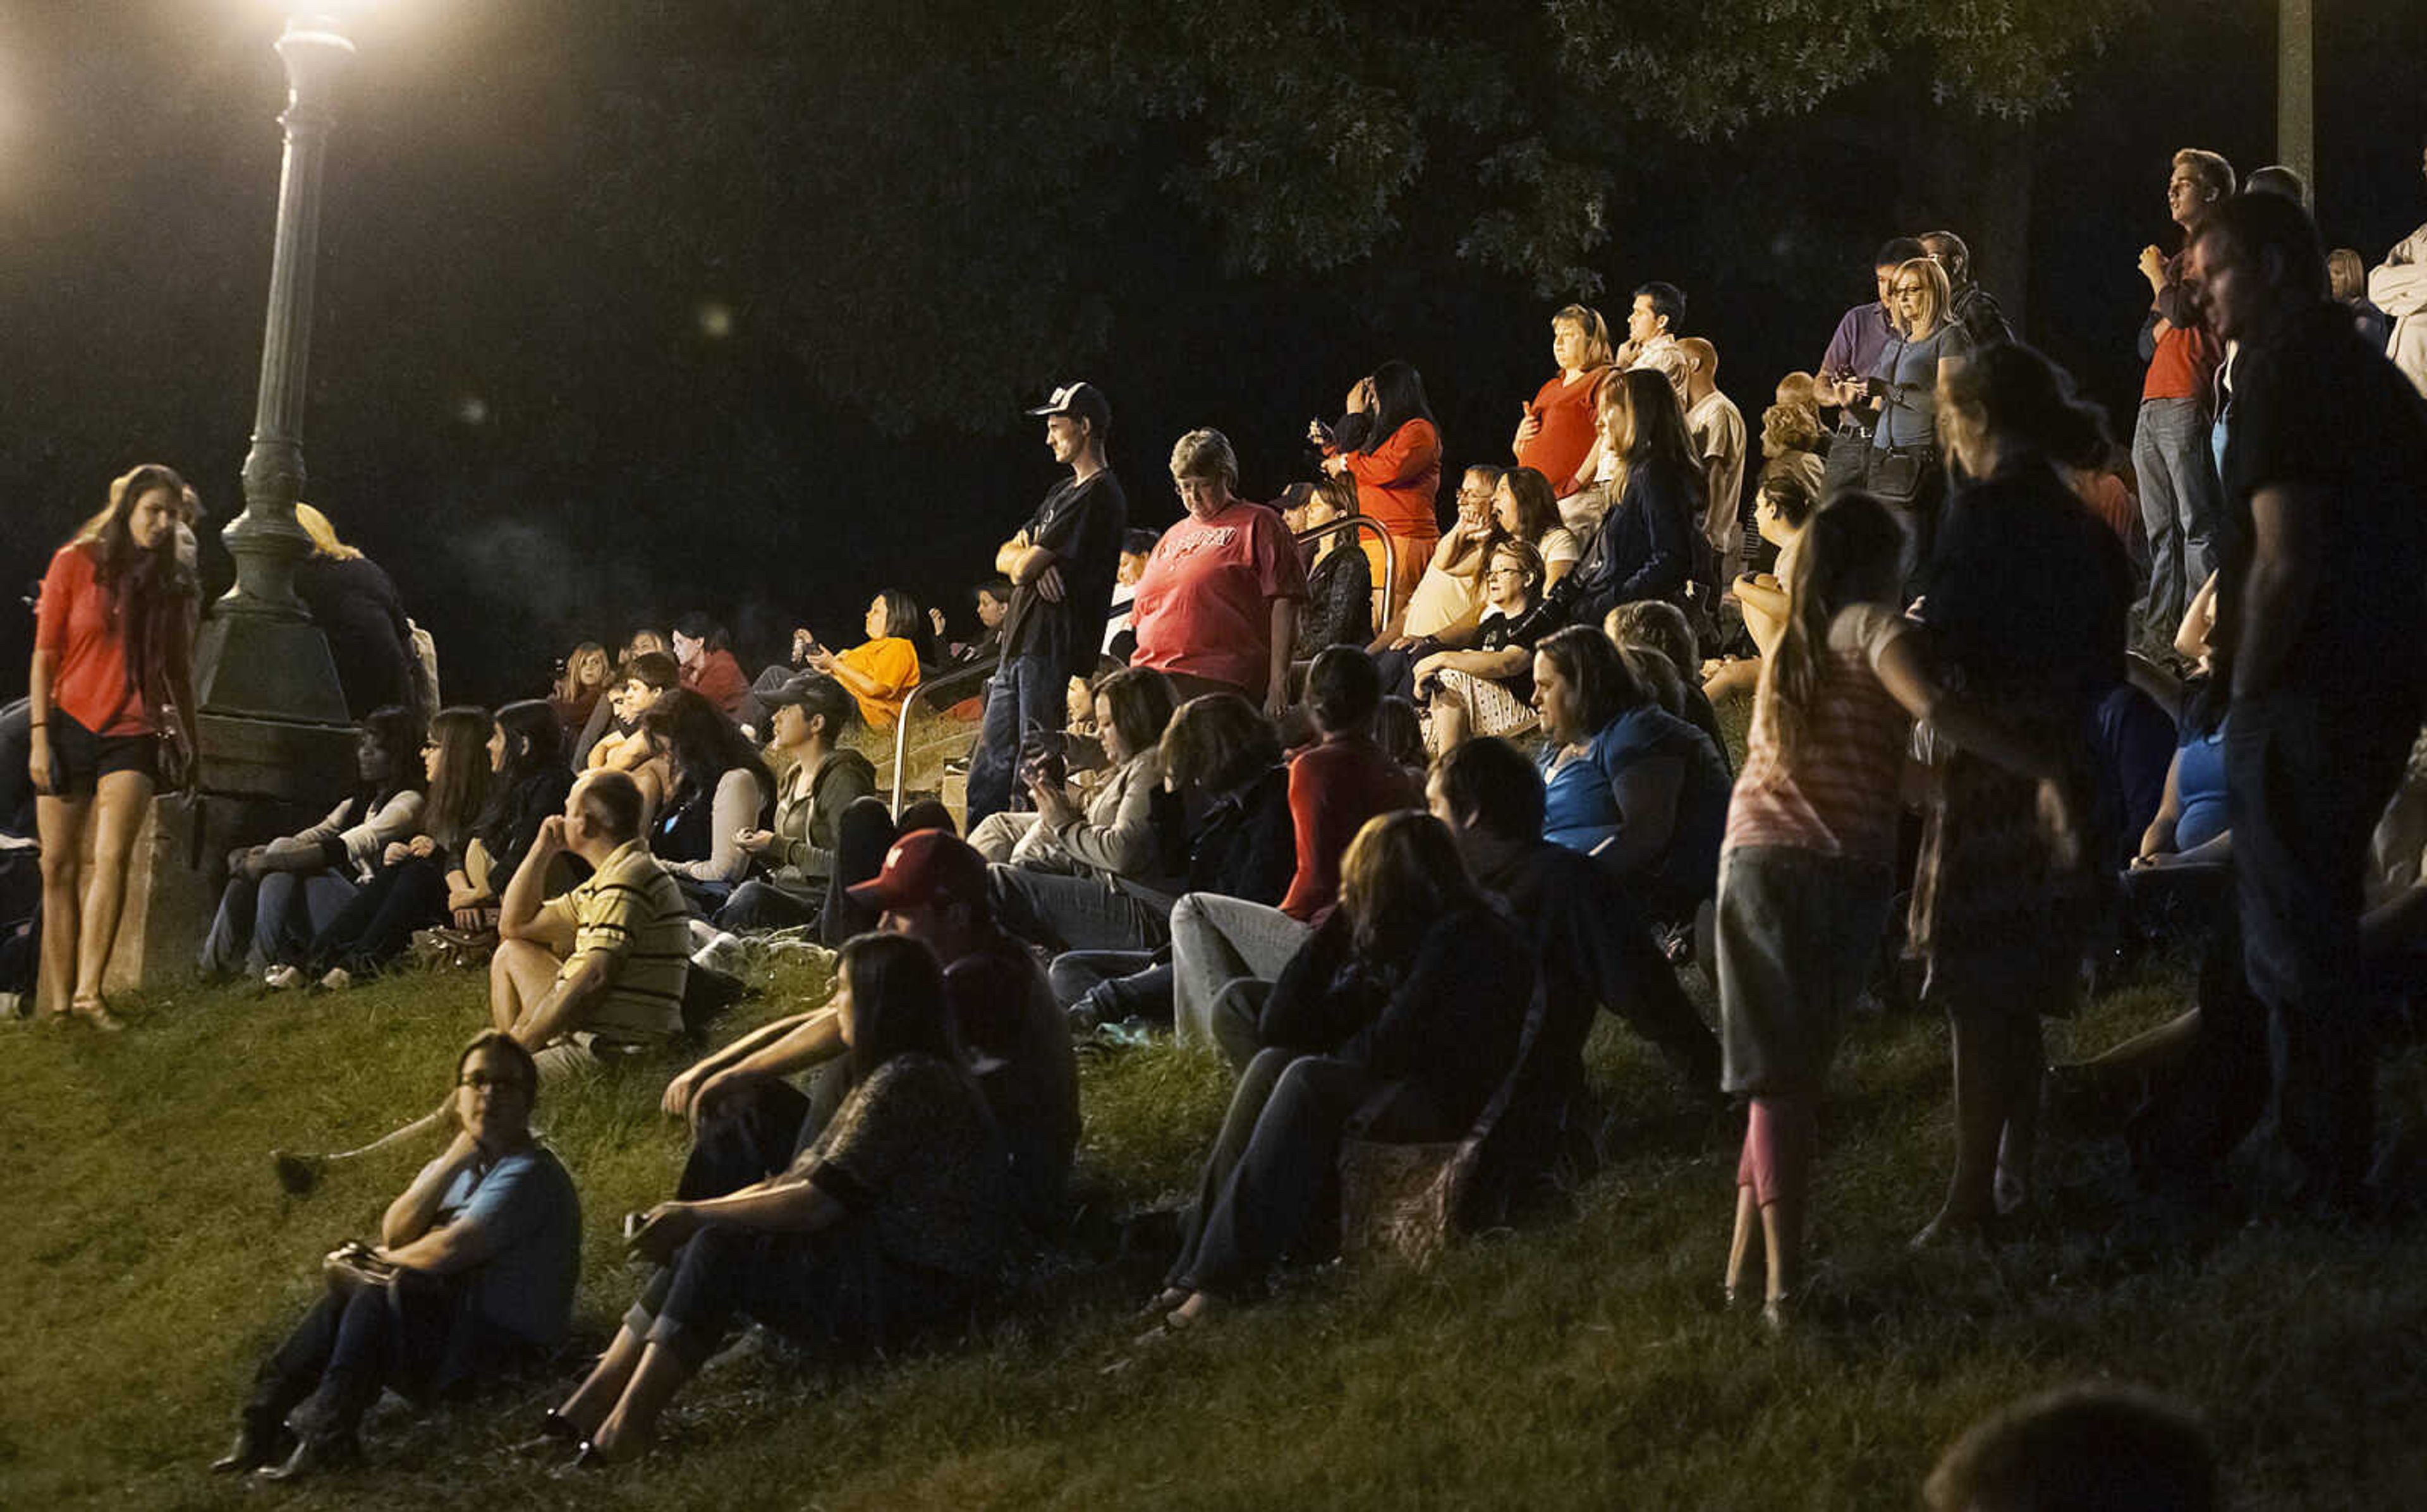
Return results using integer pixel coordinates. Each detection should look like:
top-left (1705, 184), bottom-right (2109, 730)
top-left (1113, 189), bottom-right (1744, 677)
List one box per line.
top-left (2131, 396), bottom-right (2221, 632)
top-left (966, 654), bottom-right (1064, 828)
top-left (2227, 686), bottom-right (2420, 1202)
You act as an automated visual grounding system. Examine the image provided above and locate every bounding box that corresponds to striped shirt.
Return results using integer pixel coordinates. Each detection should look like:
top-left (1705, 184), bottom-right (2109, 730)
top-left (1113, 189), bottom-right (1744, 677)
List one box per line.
top-left (1724, 603), bottom-right (1913, 864)
top-left (539, 840), bottom-right (690, 1043)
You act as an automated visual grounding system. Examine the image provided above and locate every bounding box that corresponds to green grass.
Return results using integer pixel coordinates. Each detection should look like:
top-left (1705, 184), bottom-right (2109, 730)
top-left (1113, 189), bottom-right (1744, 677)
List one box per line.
top-left (6, 950), bottom-right (2427, 1509)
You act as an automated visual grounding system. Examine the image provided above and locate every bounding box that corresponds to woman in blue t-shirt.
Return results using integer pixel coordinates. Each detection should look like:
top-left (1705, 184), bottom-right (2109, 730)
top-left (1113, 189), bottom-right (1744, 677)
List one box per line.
top-left (1531, 626), bottom-right (1732, 930)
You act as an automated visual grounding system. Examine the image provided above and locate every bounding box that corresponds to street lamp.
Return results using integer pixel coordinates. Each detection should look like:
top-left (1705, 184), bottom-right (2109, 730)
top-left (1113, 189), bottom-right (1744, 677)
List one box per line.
top-left (190, 9), bottom-right (361, 797)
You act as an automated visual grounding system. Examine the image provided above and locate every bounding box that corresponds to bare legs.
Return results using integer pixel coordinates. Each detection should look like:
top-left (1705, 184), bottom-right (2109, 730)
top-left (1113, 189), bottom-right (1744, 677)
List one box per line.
top-left (489, 938), bottom-right (561, 1034)
top-left (553, 1323), bottom-right (695, 1461)
top-left (1918, 1007), bottom-right (2043, 1245)
top-left (1726, 1094), bottom-right (1815, 1328)
top-left (33, 770), bottom-right (152, 1027)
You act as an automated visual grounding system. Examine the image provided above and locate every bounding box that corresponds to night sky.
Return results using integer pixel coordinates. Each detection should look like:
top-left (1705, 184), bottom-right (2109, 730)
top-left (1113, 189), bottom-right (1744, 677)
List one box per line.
top-left (4, 1), bottom-right (2424, 708)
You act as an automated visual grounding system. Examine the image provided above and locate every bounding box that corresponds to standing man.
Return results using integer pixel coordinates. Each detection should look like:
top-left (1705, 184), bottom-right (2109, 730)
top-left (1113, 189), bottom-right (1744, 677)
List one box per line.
top-left (969, 382), bottom-right (1129, 828)
top-left (1919, 230), bottom-right (2014, 347)
top-left (2193, 191), bottom-right (2427, 1213)
top-left (1817, 238), bottom-right (1926, 500)
top-left (2132, 148), bottom-right (2235, 636)
top-left (1619, 281), bottom-right (1691, 406)
top-left (1678, 337), bottom-right (1748, 590)
top-left (2368, 140), bottom-right (2427, 398)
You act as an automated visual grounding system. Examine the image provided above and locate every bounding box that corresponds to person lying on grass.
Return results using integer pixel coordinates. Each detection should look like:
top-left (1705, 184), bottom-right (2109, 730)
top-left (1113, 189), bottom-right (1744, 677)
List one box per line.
top-left (538, 932), bottom-right (1011, 1467)
top-left (218, 1031), bottom-right (579, 1482)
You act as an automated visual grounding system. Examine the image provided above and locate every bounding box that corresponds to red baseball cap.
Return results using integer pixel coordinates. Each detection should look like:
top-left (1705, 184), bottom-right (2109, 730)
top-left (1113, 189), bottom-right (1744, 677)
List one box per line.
top-left (846, 828), bottom-right (988, 910)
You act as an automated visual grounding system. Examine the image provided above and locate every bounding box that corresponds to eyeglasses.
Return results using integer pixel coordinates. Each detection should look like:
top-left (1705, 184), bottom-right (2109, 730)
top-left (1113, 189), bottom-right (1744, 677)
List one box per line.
top-left (458, 1072), bottom-right (528, 1092)
top-left (1485, 565), bottom-right (1526, 579)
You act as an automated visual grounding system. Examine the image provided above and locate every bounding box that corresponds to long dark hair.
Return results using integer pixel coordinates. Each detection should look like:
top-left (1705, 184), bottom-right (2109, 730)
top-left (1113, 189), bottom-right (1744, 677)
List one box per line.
top-left (1534, 626), bottom-right (1648, 737)
top-left (474, 699), bottom-right (565, 845)
top-left (1768, 494), bottom-right (1907, 761)
top-left (1338, 811), bottom-right (1488, 964)
top-left (360, 705), bottom-right (426, 804)
top-left (640, 688), bottom-right (776, 813)
top-left (838, 931), bottom-right (962, 1084)
top-left (422, 706), bottom-right (494, 850)
top-left (1359, 360), bottom-right (1437, 454)
top-left (1601, 368), bottom-right (1701, 490)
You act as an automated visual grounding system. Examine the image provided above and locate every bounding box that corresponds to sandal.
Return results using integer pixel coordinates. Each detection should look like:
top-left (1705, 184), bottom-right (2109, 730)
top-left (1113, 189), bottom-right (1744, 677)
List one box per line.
top-left (70, 995), bottom-right (125, 1032)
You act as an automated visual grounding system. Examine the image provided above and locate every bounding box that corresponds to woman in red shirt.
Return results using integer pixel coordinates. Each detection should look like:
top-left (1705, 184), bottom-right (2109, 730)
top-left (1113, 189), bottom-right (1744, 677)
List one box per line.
top-left (1323, 361), bottom-right (1442, 624)
top-left (1512, 303), bottom-right (1615, 499)
top-left (27, 464), bottom-right (202, 1028)
top-left (1130, 429), bottom-right (1306, 718)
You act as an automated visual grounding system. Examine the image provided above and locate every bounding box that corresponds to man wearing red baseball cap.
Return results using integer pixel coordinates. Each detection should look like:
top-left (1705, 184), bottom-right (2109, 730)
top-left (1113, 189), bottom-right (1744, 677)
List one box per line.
top-left (660, 827), bottom-right (1078, 1231)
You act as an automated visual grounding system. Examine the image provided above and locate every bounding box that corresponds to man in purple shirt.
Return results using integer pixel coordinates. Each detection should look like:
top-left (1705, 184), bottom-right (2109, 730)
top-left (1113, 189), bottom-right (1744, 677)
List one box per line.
top-left (1818, 237), bottom-right (1925, 499)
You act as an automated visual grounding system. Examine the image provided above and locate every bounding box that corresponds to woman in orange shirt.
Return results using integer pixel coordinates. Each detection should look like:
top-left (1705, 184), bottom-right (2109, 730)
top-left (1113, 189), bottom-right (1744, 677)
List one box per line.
top-left (1323, 360), bottom-right (1442, 623)
top-left (26, 464), bottom-right (202, 1028)
top-left (802, 588), bottom-right (924, 730)
top-left (1513, 303), bottom-right (1615, 499)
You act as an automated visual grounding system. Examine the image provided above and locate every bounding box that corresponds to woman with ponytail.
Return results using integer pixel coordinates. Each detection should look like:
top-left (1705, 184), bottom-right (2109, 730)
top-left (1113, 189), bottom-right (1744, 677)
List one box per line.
top-left (27, 464), bottom-right (201, 1028)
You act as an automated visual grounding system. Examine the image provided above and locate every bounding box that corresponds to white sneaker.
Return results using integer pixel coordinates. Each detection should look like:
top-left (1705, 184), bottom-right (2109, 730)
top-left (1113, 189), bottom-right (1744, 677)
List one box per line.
top-left (264, 965), bottom-right (305, 991)
top-left (319, 967), bottom-right (353, 992)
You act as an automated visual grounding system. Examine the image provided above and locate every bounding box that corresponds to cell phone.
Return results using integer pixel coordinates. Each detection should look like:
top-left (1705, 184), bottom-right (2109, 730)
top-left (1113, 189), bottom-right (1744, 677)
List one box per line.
top-left (1022, 747), bottom-right (1067, 790)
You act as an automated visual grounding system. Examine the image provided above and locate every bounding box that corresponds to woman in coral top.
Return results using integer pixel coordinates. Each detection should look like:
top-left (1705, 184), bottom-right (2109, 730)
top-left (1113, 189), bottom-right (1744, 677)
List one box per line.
top-left (1513, 303), bottom-right (1615, 499)
top-left (1323, 360), bottom-right (1442, 623)
top-left (27, 464), bottom-right (202, 1028)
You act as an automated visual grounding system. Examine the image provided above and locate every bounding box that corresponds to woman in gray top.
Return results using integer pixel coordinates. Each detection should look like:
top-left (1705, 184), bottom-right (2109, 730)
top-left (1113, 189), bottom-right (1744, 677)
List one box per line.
top-left (1841, 257), bottom-right (1974, 576)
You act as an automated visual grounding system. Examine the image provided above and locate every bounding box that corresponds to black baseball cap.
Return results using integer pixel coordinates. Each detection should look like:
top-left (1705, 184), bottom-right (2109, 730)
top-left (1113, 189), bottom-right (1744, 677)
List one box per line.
top-left (1028, 381), bottom-right (1111, 433)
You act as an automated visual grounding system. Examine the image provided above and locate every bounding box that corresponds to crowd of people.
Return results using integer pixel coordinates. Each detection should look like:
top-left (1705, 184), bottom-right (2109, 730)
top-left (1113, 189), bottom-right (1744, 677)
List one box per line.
top-left (7, 150), bottom-right (2426, 1497)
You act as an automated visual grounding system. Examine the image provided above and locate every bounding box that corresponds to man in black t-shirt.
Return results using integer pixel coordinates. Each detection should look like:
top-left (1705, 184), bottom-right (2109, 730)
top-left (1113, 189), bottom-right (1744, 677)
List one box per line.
top-left (968, 382), bottom-right (1129, 826)
top-left (2188, 191), bottom-right (2427, 1212)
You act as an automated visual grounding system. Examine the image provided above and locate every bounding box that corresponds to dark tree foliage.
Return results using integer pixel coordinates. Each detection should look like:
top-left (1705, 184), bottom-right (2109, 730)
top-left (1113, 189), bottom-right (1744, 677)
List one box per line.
top-left (573, 0), bottom-right (2135, 432)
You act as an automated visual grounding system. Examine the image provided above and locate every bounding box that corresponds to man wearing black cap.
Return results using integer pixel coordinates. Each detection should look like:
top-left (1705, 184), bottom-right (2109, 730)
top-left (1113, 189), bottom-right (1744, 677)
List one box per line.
top-left (968, 382), bottom-right (1129, 827)
top-left (662, 829), bottom-right (1080, 1230)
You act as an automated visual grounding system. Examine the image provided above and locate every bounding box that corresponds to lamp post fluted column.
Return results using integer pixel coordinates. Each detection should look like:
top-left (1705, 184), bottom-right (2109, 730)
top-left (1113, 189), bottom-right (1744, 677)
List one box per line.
top-left (192, 15), bottom-right (359, 795)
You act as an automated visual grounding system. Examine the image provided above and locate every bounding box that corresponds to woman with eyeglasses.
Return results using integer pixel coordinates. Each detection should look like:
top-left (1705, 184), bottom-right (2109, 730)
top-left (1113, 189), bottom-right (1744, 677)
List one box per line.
top-left (212, 1031), bottom-right (580, 1481)
top-left (1414, 538), bottom-right (1562, 752)
top-left (1828, 257), bottom-right (1974, 572)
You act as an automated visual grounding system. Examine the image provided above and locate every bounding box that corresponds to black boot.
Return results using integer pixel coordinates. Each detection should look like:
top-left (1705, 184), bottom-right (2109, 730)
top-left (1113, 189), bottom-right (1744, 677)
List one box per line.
top-left (253, 1427), bottom-right (362, 1482)
top-left (208, 1412), bottom-right (293, 1475)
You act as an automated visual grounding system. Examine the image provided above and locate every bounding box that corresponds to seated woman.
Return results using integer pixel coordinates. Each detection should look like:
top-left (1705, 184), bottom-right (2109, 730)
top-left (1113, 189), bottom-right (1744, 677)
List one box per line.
top-left (542, 932), bottom-right (1010, 1465)
top-left (1607, 599), bottom-right (1730, 768)
top-left (1414, 538), bottom-right (1561, 753)
top-left (637, 690), bottom-right (775, 914)
top-left (1368, 466), bottom-right (1498, 679)
top-left (1050, 692), bottom-right (1299, 1031)
top-left (672, 612), bottom-right (751, 720)
top-left (214, 1032), bottom-right (578, 1480)
top-left (975, 667), bottom-right (1188, 957)
top-left (1131, 428), bottom-right (1307, 718)
top-left (2117, 682), bottom-right (2232, 939)
top-left (1705, 469), bottom-right (1819, 703)
top-left (548, 641), bottom-right (611, 750)
top-left (1169, 648), bottom-right (1423, 1067)
top-left (1553, 367), bottom-right (1703, 631)
top-left (1530, 626), bottom-right (1732, 933)
top-left (800, 589), bottom-right (925, 731)
top-left (717, 674), bottom-right (876, 933)
top-left (1490, 466), bottom-right (1581, 589)
top-left (1287, 475), bottom-right (1374, 662)
top-left (1148, 812), bottom-right (1535, 1331)
top-left (304, 705), bottom-right (494, 988)
top-left (201, 706), bottom-right (425, 986)
top-left (442, 700), bottom-right (578, 933)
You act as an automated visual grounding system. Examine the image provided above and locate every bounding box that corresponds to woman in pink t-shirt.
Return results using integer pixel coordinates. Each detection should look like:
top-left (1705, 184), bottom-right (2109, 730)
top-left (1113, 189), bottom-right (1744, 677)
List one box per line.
top-left (1129, 429), bottom-right (1306, 719)
top-left (26, 464), bottom-right (201, 1029)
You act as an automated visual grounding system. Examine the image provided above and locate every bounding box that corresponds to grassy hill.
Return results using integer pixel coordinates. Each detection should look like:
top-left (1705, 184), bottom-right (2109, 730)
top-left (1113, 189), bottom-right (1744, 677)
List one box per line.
top-left (6, 945), bottom-right (2426, 1509)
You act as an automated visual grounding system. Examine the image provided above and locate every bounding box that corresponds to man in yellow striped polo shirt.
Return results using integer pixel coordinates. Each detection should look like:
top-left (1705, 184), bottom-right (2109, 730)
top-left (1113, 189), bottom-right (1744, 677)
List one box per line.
top-left (492, 769), bottom-right (691, 1078)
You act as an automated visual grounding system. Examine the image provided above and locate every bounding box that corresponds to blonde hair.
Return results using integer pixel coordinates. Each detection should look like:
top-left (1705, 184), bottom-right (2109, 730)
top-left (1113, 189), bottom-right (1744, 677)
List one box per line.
top-left (293, 502), bottom-right (363, 561)
top-left (1169, 428), bottom-right (1239, 488)
top-left (2327, 248), bottom-right (2367, 303)
top-left (1890, 258), bottom-right (1952, 339)
top-left (1550, 303), bottom-right (1615, 370)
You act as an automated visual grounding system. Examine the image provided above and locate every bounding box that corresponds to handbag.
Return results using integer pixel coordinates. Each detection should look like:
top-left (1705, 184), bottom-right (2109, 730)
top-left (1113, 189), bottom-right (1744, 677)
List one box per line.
top-left (1864, 444), bottom-right (1937, 507)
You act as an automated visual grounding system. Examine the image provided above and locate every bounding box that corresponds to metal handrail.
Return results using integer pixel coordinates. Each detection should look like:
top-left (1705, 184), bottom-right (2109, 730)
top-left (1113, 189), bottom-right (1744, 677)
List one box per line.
top-left (1292, 515), bottom-right (1397, 617)
top-left (889, 654), bottom-right (1002, 816)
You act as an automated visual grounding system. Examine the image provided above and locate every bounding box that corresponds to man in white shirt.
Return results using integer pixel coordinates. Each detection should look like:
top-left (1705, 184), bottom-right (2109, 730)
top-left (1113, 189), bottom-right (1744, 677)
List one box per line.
top-left (1679, 337), bottom-right (1748, 589)
top-left (2368, 142), bottom-right (2427, 397)
top-left (1618, 281), bottom-right (1691, 408)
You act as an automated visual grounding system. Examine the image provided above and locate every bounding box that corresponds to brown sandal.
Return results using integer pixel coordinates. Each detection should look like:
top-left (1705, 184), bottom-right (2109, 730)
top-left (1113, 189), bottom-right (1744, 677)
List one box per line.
top-left (70, 996), bottom-right (125, 1032)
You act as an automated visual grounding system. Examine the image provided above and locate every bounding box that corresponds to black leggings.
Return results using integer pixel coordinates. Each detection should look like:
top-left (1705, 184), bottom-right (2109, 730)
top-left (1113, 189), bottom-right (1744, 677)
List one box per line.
top-left (308, 859), bottom-right (449, 974)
